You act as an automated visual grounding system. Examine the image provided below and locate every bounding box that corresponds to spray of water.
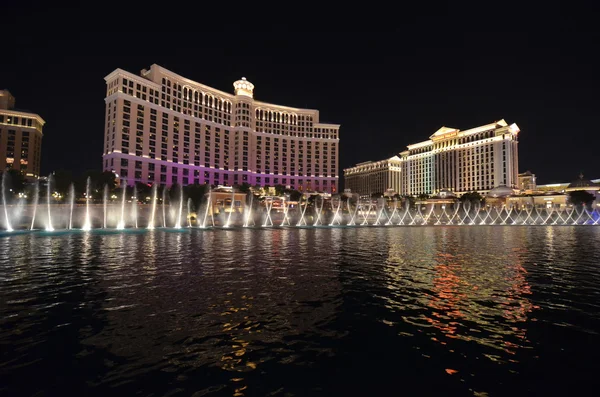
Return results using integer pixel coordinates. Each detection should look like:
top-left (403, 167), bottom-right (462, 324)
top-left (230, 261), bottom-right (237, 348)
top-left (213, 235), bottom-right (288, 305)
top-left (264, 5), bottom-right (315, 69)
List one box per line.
top-left (132, 185), bottom-right (138, 228)
top-left (2, 170), bottom-right (13, 231)
top-left (175, 185), bottom-right (183, 229)
top-left (162, 187), bottom-right (167, 228)
top-left (117, 183), bottom-right (126, 230)
top-left (30, 179), bottom-right (39, 230)
top-left (103, 184), bottom-right (108, 229)
top-left (82, 177), bottom-right (92, 231)
top-left (148, 184), bottom-right (157, 229)
top-left (46, 174), bottom-right (54, 231)
top-left (68, 183), bottom-right (75, 229)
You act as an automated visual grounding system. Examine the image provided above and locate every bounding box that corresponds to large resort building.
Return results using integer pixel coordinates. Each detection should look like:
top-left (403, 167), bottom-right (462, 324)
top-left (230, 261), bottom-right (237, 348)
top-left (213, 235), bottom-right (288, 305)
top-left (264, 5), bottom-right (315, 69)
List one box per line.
top-left (0, 90), bottom-right (45, 179)
top-left (102, 64), bottom-right (340, 193)
top-left (344, 119), bottom-right (520, 197)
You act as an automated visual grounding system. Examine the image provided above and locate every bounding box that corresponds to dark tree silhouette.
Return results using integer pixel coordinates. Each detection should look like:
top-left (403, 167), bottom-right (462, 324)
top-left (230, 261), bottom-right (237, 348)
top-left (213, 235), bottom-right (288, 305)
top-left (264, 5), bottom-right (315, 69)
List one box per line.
top-left (459, 191), bottom-right (484, 203)
top-left (569, 190), bottom-right (595, 209)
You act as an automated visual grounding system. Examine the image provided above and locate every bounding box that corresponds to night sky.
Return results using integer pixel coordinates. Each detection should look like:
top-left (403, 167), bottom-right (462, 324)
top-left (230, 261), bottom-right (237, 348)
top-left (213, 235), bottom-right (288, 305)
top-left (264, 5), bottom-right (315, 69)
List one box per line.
top-left (2, 3), bottom-right (599, 187)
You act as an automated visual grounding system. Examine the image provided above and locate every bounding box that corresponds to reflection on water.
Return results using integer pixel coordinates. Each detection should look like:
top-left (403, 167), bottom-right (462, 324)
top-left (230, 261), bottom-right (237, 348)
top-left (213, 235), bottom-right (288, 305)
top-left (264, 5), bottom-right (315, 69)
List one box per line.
top-left (1, 226), bottom-right (600, 396)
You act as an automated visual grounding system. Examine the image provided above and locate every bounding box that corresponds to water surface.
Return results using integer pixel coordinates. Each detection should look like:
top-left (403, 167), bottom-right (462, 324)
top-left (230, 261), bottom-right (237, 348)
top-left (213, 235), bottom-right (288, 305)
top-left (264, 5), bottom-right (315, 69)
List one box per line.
top-left (1, 226), bottom-right (599, 396)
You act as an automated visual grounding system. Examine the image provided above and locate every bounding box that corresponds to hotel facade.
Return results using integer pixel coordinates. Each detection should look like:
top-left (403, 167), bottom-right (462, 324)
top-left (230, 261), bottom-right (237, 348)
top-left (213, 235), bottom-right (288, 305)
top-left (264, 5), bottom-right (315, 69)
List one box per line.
top-left (343, 156), bottom-right (402, 197)
top-left (344, 119), bottom-right (520, 196)
top-left (0, 90), bottom-right (45, 179)
top-left (102, 64), bottom-right (340, 193)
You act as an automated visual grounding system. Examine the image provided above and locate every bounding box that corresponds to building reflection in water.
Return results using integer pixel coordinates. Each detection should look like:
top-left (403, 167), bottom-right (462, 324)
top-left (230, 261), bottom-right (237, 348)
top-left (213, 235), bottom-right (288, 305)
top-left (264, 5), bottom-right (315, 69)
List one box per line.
top-left (384, 227), bottom-right (535, 361)
top-left (84, 228), bottom-right (343, 396)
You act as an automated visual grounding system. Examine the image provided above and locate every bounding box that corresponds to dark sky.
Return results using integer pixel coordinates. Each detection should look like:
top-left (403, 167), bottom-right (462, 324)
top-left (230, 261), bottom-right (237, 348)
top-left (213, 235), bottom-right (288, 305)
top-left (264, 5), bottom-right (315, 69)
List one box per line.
top-left (2, 2), bottom-right (599, 186)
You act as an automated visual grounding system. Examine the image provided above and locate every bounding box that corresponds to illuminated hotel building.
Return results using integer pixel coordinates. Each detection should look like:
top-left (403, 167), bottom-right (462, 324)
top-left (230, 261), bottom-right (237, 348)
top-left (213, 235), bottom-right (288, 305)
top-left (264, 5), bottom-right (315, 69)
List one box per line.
top-left (344, 119), bottom-right (520, 196)
top-left (343, 156), bottom-right (402, 196)
top-left (0, 90), bottom-right (45, 179)
top-left (102, 64), bottom-right (340, 192)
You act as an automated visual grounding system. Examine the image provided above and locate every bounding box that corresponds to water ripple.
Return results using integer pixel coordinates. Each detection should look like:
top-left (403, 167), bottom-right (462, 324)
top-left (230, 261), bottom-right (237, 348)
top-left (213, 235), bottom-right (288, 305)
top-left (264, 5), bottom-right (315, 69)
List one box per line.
top-left (1, 226), bottom-right (599, 396)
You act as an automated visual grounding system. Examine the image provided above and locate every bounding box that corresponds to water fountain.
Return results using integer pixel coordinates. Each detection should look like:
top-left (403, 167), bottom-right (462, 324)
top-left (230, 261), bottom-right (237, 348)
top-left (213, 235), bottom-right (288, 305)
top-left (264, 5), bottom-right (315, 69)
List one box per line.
top-left (187, 198), bottom-right (193, 228)
top-left (201, 188), bottom-right (214, 228)
top-left (374, 198), bottom-right (389, 226)
top-left (162, 187), bottom-right (167, 228)
top-left (132, 185), bottom-right (138, 229)
top-left (360, 199), bottom-right (372, 226)
top-left (148, 184), bottom-right (158, 230)
top-left (30, 179), bottom-right (39, 230)
top-left (280, 196), bottom-right (291, 226)
top-left (347, 196), bottom-right (359, 226)
top-left (2, 170), bottom-right (13, 232)
top-left (116, 183), bottom-right (126, 230)
top-left (68, 183), bottom-right (75, 229)
top-left (46, 174), bottom-right (54, 231)
top-left (243, 193), bottom-right (255, 227)
top-left (174, 185), bottom-right (183, 229)
top-left (224, 188), bottom-right (236, 228)
top-left (103, 184), bottom-right (108, 229)
top-left (82, 177), bottom-right (92, 231)
top-left (312, 195), bottom-right (325, 226)
top-left (1, 167), bottom-right (600, 232)
top-left (296, 194), bottom-right (310, 226)
top-left (262, 197), bottom-right (274, 227)
top-left (386, 199), bottom-right (399, 225)
top-left (329, 196), bottom-right (342, 226)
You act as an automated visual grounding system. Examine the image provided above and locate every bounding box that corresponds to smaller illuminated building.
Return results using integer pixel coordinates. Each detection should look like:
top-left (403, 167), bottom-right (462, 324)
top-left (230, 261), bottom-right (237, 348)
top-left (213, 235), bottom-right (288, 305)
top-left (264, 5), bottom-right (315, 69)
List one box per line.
top-left (205, 186), bottom-right (246, 215)
top-left (518, 170), bottom-right (536, 194)
top-left (343, 156), bottom-right (402, 197)
top-left (0, 90), bottom-right (45, 179)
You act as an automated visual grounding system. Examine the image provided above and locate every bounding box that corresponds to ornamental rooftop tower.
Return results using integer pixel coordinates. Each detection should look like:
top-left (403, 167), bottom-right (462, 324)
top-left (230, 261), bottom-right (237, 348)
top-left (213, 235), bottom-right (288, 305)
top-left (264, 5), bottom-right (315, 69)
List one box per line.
top-left (102, 65), bottom-right (340, 193)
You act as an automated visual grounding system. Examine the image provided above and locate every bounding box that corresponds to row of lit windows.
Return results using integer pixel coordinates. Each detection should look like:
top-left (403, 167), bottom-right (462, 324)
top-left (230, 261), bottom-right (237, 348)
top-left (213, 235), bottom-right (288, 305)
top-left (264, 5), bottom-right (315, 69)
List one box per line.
top-left (110, 76), bottom-right (340, 141)
top-left (0, 114), bottom-right (42, 131)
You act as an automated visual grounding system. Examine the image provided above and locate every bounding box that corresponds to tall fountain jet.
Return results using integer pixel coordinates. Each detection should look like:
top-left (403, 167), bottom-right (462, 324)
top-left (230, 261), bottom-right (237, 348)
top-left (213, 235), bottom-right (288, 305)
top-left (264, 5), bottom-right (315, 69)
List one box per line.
top-left (68, 183), bottom-right (75, 229)
top-left (117, 183), bottom-right (126, 230)
top-left (162, 187), bottom-right (167, 228)
top-left (296, 194), bottom-right (309, 226)
top-left (174, 185), bottom-right (183, 229)
top-left (313, 196), bottom-right (325, 226)
top-left (103, 184), bottom-right (108, 229)
top-left (148, 184), bottom-right (157, 230)
top-left (262, 197), bottom-right (274, 227)
top-left (280, 196), bottom-right (291, 226)
top-left (46, 174), bottom-right (54, 231)
top-left (82, 177), bottom-right (92, 231)
top-left (2, 170), bottom-right (13, 232)
top-left (187, 198), bottom-right (193, 228)
top-left (347, 196), bottom-right (359, 226)
top-left (329, 196), bottom-right (342, 226)
top-left (30, 179), bottom-right (39, 230)
top-left (201, 188), bottom-right (213, 228)
top-left (225, 188), bottom-right (236, 228)
top-left (243, 193), bottom-right (254, 227)
top-left (132, 185), bottom-right (138, 228)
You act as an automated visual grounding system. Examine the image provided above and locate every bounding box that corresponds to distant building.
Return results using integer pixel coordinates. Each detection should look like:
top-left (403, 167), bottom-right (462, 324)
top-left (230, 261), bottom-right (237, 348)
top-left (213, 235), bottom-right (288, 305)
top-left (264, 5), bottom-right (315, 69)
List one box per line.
top-left (399, 119), bottom-right (520, 196)
top-left (518, 170), bottom-right (536, 193)
top-left (536, 176), bottom-right (600, 194)
top-left (343, 156), bottom-right (402, 196)
top-left (102, 64), bottom-right (340, 192)
top-left (344, 119), bottom-right (520, 197)
top-left (0, 90), bottom-right (45, 179)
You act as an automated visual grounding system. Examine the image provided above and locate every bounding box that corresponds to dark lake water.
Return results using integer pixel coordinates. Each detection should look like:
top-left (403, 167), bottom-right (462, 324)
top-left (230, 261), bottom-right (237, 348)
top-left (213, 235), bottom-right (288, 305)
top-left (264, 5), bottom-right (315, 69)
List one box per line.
top-left (1, 226), bottom-right (600, 396)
